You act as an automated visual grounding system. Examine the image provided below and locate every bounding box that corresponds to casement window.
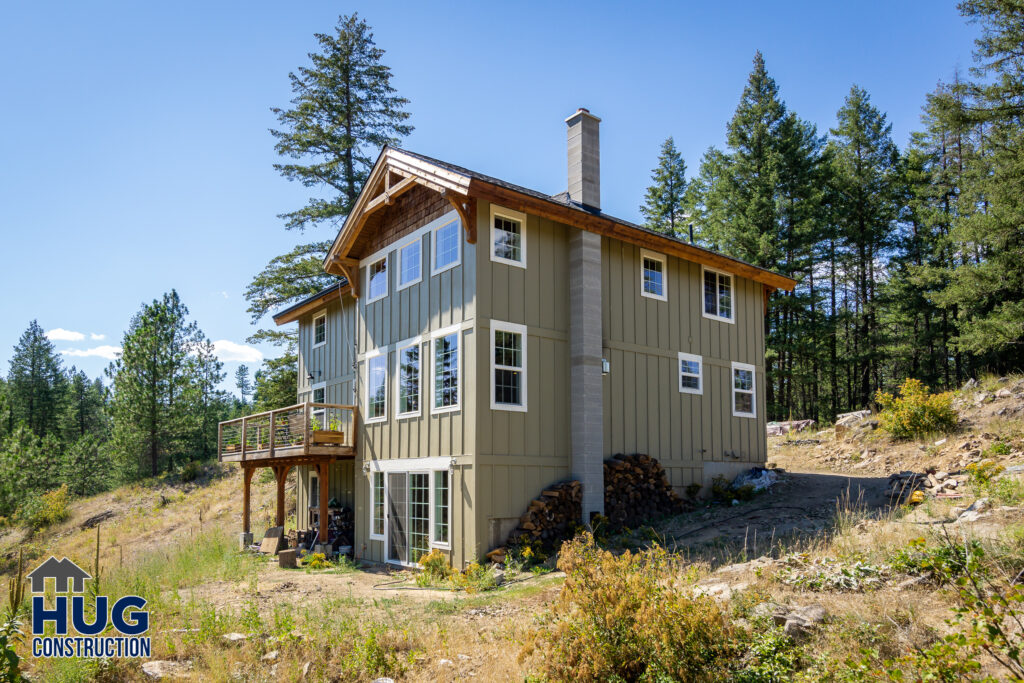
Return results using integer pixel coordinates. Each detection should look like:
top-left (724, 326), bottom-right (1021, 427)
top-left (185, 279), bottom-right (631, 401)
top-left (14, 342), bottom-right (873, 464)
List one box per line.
top-left (432, 470), bottom-right (450, 547)
top-left (408, 472), bottom-right (430, 563)
top-left (312, 313), bottom-right (327, 348)
top-left (367, 256), bottom-right (388, 302)
top-left (491, 320), bottom-right (527, 411)
top-left (490, 206), bottom-right (526, 267)
top-left (398, 238), bottom-right (422, 290)
top-left (432, 218), bottom-right (461, 275)
top-left (365, 351), bottom-right (387, 422)
top-left (396, 338), bottom-right (421, 417)
top-left (311, 382), bottom-right (326, 425)
top-left (432, 327), bottom-right (460, 413)
top-left (732, 362), bottom-right (756, 418)
top-left (640, 249), bottom-right (668, 301)
top-left (703, 267), bottom-right (734, 322)
top-left (370, 472), bottom-right (385, 540)
top-left (678, 352), bottom-right (703, 395)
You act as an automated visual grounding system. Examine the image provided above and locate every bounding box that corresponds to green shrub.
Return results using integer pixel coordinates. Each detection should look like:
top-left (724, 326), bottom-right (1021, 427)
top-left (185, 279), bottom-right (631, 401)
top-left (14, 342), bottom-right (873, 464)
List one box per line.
top-left (987, 441), bottom-right (1012, 456)
top-left (303, 552), bottom-right (332, 570)
top-left (875, 378), bottom-right (958, 440)
top-left (453, 562), bottom-right (498, 593)
top-left (415, 549), bottom-right (454, 587)
top-left (734, 627), bottom-right (801, 683)
top-left (18, 485), bottom-right (71, 530)
top-left (180, 460), bottom-right (202, 483)
top-left (524, 532), bottom-right (737, 681)
top-left (891, 536), bottom-right (984, 584)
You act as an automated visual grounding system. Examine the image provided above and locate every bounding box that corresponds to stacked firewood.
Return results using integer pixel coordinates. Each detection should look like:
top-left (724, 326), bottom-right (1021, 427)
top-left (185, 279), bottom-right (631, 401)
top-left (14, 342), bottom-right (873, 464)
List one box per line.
top-left (604, 453), bottom-right (687, 530)
top-left (500, 480), bottom-right (583, 555)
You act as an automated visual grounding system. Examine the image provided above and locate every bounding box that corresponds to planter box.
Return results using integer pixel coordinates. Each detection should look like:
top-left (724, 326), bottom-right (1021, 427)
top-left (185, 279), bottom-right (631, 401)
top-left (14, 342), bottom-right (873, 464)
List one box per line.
top-left (312, 430), bottom-right (346, 445)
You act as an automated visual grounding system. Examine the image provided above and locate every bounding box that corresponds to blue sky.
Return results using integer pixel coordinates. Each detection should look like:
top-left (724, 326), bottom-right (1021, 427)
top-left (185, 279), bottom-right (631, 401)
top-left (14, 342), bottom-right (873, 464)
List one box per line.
top-left (0, 1), bottom-right (979, 393)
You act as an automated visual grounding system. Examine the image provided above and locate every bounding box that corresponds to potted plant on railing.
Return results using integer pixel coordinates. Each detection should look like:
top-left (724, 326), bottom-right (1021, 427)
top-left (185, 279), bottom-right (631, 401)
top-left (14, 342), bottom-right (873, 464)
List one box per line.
top-left (223, 433), bottom-right (242, 453)
top-left (311, 414), bottom-right (346, 446)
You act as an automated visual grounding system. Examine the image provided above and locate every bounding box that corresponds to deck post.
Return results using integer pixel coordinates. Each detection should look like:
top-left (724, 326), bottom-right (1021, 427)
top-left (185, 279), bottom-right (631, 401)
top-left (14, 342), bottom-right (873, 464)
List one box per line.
top-left (269, 410), bottom-right (276, 459)
top-left (304, 403), bottom-right (312, 457)
top-left (242, 465), bottom-right (255, 534)
top-left (316, 461), bottom-right (330, 552)
top-left (217, 421), bottom-right (223, 462)
top-left (274, 465), bottom-right (290, 528)
top-left (241, 416), bottom-right (248, 462)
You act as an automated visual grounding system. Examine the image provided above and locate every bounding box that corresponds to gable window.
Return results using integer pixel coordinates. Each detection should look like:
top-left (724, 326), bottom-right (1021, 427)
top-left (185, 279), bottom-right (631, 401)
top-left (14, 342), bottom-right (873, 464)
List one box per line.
top-left (312, 313), bottom-right (327, 348)
top-left (432, 327), bottom-right (460, 413)
top-left (678, 352), bottom-right (703, 394)
top-left (398, 238), bottom-right (422, 290)
top-left (432, 219), bottom-right (461, 275)
top-left (703, 267), bottom-right (733, 322)
top-left (370, 472), bottom-right (385, 540)
top-left (366, 351), bottom-right (387, 422)
top-left (490, 206), bottom-right (526, 267)
top-left (367, 256), bottom-right (388, 302)
top-left (432, 470), bottom-right (449, 547)
top-left (491, 321), bottom-right (527, 411)
top-left (641, 249), bottom-right (667, 301)
top-left (732, 362), bottom-right (756, 418)
top-left (397, 339), bottom-right (421, 417)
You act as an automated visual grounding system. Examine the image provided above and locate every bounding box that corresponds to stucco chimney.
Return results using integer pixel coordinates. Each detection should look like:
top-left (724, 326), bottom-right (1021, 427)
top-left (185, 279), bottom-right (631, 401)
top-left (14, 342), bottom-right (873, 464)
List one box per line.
top-left (566, 108), bottom-right (601, 209)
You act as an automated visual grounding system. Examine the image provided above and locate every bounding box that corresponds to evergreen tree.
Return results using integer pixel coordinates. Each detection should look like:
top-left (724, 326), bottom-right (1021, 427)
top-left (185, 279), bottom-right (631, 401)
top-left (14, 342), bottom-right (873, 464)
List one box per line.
top-left (640, 137), bottom-right (687, 235)
top-left (189, 337), bottom-right (227, 459)
top-left (252, 353), bottom-right (298, 413)
top-left (7, 320), bottom-right (66, 438)
top-left (61, 434), bottom-right (108, 497)
top-left (235, 364), bottom-right (252, 404)
top-left (62, 367), bottom-right (106, 442)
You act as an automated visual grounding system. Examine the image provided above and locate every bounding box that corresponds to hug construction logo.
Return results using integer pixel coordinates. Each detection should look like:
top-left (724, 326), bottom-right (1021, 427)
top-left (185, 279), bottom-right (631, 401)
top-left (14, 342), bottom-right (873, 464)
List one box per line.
top-left (26, 556), bottom-right (151, 658)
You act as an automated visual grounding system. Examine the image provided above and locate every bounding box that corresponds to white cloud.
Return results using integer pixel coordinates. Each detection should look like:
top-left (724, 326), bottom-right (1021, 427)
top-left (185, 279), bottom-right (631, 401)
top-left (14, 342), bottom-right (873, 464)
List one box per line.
top-left (61, 345), bottom-right (122, 360)
top-left (46, 328), bottom-right (85, 342)
top-left (90, 333), bottom-right (105, 341)
top-left (220, 291), bottom-right (230, 299)
top-left (212, 340), bottom-right (263, 363)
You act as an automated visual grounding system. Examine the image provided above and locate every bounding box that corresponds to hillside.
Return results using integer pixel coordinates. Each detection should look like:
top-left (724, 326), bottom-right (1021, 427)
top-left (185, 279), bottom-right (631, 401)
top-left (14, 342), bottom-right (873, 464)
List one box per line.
top-left (2, 377), bottom-right (1022, 681)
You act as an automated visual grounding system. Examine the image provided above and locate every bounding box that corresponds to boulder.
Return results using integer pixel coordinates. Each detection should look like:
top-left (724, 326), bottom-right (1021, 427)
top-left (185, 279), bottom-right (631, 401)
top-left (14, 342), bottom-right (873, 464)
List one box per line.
top-left (278, 549), bottom-right (297, 569)
top-left (141, 661), bottom-right (188, 679)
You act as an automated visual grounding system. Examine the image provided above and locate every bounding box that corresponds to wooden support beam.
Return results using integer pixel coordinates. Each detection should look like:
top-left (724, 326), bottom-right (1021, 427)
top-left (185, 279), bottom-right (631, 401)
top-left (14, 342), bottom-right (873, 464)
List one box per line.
top-left (365, 175), bottom-right (417, 215)
top-left (317, 461), bottom-right (330, 548)
top-left (274, 465), bottom-right (291, 528)
top-left (331, 257), bottom-right (360, 298)
top-left (242, 466), bottom-right (255, 534)
top-left (444, 191), bottom-right (477, 244)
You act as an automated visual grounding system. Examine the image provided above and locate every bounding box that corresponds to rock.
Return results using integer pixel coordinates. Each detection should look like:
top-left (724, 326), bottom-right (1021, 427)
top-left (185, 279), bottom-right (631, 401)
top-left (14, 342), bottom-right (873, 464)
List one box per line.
top-left (963, 378), bottom-right (978, 390)
top-left (373, 679), bottom-right (396, 683)
top-left (302, 662), bottom-right (312, 679)
top-left (751, 601), bottom-right (788, 620)
top-left (784, 618), bottom-right (812, 637)
top-left (262, 650), bottom-right (279, 662)
top-left (458, 654), bottom-right (470, 660)
top-left (975, 392), bottom-right (992, 404)
top-left (996, 388), bottom-right (1012, 399)
top-left (935, 471), bottom-right (948, 481)
top-left (440, 659), bottom-right (454, 666)
top-left (141, 661), bottom-right (187, 679)
top-left (542, 553), bottom-right (559, 570)
top-left (934, 438), bottom-right (947, 446)
top-left (222, 632), bottom-right (249, 643)
top-left (790, 604), bottom-right (827, 624)
top-left (943, 479), bottom-right (958, 490)
top-left (897, 575), bottom-right (927, 590)
top-left (492, 568), bottom-right (505, 585)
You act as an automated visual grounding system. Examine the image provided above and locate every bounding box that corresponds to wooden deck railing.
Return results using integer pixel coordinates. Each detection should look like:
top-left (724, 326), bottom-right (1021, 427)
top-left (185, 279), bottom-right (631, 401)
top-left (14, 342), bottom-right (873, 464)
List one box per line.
top-left (217, 402), bottom-right (357, 462)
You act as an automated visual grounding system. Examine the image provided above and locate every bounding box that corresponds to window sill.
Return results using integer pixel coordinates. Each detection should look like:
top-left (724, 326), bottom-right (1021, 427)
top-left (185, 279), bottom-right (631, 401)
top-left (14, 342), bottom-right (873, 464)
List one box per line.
top-left (491, 403), bottom-right (527, 412)
top-left (679, 387), bottom-right (702, 396)
top-left (641, 291), bottom-right (667, 302)
top-left (491, 255), bottom-right (526, 269)
top-left (431, 405), bottom-right (461, 415)
top-left (702, 311), bottom-right (735, 324)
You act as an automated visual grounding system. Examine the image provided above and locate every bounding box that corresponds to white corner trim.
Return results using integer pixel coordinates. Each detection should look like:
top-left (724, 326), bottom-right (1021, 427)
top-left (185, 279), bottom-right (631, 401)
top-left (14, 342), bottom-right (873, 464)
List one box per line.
top-left (431, 217), bottom-right (463, 276)
top-left (678, 351), bottom-right (703, 395)
top-left (731, 361), bottom-right (757, 418)
top-left (489, 204), bottom-right (527, 269)
top-left (701, 265), bottom-right (736, 324)
top-left (640, 248), bottom-right (668, 302)
top-left (490, 320), bottom-right (528, 411)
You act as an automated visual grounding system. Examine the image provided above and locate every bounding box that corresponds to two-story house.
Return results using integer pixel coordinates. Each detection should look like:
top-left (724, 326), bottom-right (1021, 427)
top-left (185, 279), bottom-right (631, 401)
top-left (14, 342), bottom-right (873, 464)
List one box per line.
top-left (220, 109), bottom-right (795, 569)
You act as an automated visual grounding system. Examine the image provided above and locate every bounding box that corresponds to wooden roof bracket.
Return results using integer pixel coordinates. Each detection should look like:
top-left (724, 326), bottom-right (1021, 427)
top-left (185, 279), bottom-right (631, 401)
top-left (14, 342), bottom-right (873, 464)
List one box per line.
top-left (763, 284), bottom-right (773, 315)
top-left (442, 190), bottom-right (477, 244)
top-left (333, 257), bottom-right (361, 298)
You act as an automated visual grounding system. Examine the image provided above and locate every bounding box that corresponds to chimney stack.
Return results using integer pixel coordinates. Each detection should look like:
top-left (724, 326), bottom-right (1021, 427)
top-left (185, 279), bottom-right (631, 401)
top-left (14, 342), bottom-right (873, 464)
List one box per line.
top-left (565, 108), bottom-right (601, 209)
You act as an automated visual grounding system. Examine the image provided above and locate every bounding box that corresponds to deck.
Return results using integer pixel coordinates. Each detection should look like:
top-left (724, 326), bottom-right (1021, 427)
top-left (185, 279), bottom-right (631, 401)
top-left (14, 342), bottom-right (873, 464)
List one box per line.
top-left (217, 402), bottom-right (357, 464)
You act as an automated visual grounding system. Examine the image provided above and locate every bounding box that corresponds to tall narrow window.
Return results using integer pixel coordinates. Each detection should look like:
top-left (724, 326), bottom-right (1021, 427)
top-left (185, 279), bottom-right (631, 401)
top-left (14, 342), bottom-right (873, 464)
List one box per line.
top-left (371, 472), bottom-right (384, 539)
top-left (491, 321), bottom-right (527, 410)
top-left (313, 313), bottom-right (326, 347)
top-left (703, 267), bottom-right (733, 322)
top-left (678, 352), bottom-right (702, 394)
top-left (311, 383), bottom-right (326, 426)
top-left (408, 472), bottom-right (430, 563)
top-left (432, 219), bottom-right (461, 274)
top-left (640, 250), bottom-right (667, 301)
top-left (732, 362), bottom-right (756, 418)
top-left (433, 329), bottom-right (460, 412)
top-left (398, 239), bottom-right (421, 289)
top-left (491, 206), bottom-right (526, 267)
top-left (367, 256), bottom-right (388, 302)
top-left (433, 470), bottom-right (449, 546)
top-left (397, 341), bottom-right (420, 417)
top-left (366, 353), bottom-right (387, 422)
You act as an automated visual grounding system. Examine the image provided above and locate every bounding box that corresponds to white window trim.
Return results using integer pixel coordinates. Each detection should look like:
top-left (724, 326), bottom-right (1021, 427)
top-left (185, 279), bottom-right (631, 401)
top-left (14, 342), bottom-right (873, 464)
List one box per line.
top-left (364, 347), bottom-right (388, 424)
top-left (366, 254), bottom-right (389, 304)
top-left (395, 335), bottom-right (422, 419)
top-left (640, 249), bottom-right (668, 302)
top-left (431, 324), bottom-right (461, 414)
top-left (678, 352), bottom-right (703, 395)
top-left (431, 218), bottom-right (462, 276)
top-left (489, 205), bottom-right (527, 269)
top-left (396, 237), bottom-right (423, 291)
top-left (702, 265), bottom-right (736, 324)
top-left (429, 469), bottom-right (451, 549)
top-left (369, 471), bottom-right (385, 541)
top-left (732, 361), bottom-right (757, 419)
top-left (311, 382), bottom-right (327, 424)
top-left (312, 312), bottom-right (327, 349)
top-left (490, 320), bottom-right (528, 412)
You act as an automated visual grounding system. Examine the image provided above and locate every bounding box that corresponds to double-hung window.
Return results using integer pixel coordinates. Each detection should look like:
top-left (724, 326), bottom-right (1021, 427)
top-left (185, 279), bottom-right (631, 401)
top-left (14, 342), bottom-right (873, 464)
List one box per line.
top-left (678, 352), bottom-right (702, 394)
top-left (703, 267), bottom-right (734, 322)
top-left (311, 382), bottom-right (326, 426)
top-left (490, 206), bottom-right (526, 267)
top-left (732, 362), bottom-right (756, 418)
top-left (370, 472), bottom-right (385, 540)
top-left (491, 321), bottom-right (527, 411)
top-left (432, 470), bottom-right (449, 547)
top-left (432, 218), bottom-right (461, 275)
top-left (312, 313), bottom-right (327, 348)
top-left (366, 350), bottom-right (387, 422)
top-left (432, 327), bottom-right (460, 413)
top-left (398, 238), bottom-right (422, 290)
top-left (367, 256), bottom-right (388, 303)
top-left (396, 338), bottom-right (421, 417)
top-left (640, 249), bottom-right (667, 301)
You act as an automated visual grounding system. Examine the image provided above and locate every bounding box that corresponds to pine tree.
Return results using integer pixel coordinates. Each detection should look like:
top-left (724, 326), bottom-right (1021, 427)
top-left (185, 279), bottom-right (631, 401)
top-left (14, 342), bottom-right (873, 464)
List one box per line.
top-left (7, 321), bottom-right (66, 438)
top-left (640, 137), bottom-right (687, 235)
top-left (62, 367), bottom-right (106, 442)
top-left (235, 365), bottom-right (252, 404)
top-left (61, 434), bottom-right (108, 497)
top-left (189, 338), bottom-right (227, 459)
top-left (253, 354), bottom-right (298, 413)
